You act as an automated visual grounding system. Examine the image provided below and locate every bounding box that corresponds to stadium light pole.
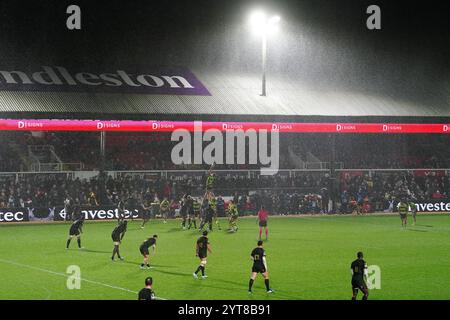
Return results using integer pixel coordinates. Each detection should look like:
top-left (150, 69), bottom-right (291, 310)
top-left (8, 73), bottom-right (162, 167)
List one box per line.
top-left (249, 11), bottom-right (280, 96)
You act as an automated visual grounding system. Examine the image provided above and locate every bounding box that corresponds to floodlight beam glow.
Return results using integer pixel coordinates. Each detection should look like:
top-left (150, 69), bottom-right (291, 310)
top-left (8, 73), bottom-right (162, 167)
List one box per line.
top-left (249, 10), bottom-right (281, 36)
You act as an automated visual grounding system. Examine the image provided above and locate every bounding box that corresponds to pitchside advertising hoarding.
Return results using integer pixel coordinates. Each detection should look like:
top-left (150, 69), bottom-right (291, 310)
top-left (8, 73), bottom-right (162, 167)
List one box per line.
top-left (0, 206), bottom-right (140, 223)
top-left (0, 119), bottom-right (449, 133)
top-left (1, 202), bottom-right (450, 223)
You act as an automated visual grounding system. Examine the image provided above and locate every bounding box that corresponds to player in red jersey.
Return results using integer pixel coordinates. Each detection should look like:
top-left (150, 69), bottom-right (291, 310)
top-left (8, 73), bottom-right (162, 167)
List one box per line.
top-left (257, 206), bottom-right (269, 241)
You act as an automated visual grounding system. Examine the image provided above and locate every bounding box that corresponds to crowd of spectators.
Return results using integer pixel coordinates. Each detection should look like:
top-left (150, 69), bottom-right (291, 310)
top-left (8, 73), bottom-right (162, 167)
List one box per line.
top-left (0, 131), bottom-right (448, 215)
top-left (0, 171), bottom-right (448, 216)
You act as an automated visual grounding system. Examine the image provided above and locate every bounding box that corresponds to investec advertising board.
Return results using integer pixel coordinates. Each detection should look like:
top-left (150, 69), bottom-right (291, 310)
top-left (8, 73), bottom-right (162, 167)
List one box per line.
top-left (0, 206), bottom-right (140, 223)
top-left (1, 202), bottom-right (450, 223)
top-left (0, 65), bottom-right (210, 95)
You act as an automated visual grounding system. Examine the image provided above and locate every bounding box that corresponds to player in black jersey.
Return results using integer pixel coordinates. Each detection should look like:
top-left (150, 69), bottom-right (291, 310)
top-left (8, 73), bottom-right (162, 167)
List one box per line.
top-left (117, 197), bottom-right (126, 223)
top-left (141, 192), bottom-right (152, 229)
top-left (199, 203), bottom-right (214, 232)
top-left (198, 198), bottom-right (208, 231)
top-left (187, 196), bottom-right (196, 229)
top-left (180, 194), bottom-right (192, 230)
top-left (138, 277), bottom-right (156, 300)
top-left (139, 235), bottom-right (158, 269)
top-left (66, 216), bottom-right (85, 249)
top-left (111, 220), bottom-right (128, 261)
top-left (350, 251), bottom-right (369, 300)
top-left (191, 198), bottom-right (201, 229)
top-left (193, 231), bottom-right (212, 279)
top-left (248, 240), bottom-right (273, 294)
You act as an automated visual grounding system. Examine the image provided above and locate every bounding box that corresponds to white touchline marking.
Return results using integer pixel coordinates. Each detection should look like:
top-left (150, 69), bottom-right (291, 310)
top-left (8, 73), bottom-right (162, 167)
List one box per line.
top-left (0, 258), bottom-right (167, 300)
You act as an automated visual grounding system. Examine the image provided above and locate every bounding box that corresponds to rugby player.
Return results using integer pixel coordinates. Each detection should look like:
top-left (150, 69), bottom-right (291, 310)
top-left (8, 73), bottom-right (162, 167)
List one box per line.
top-left (204, 164), bottom-right (216, 201)
top-left (199, 203), bottom-right (214, 232)
top-left (209, 196), bottom-right (221, 230)
top-left (191, 197), bottom-right (201, 229)
top-left (408, 198), bottom-right (418, 226)
top-left (193, 231), bottom-right (212, 279)
top-left (180, 194), bottom-right (190, 230)
top-left (350, 251), bottom-right (369, 300)
top-left (185, 195), bottom-right (195, 229)
top-left (398, 199), bottom-right (409, 229)
top-left (248, 240), bottom-right (273, 294)
top-left (138, 277), bottom-right (156, 300)
top-left (117, 196), bottom-right (126, 223)
top-left (111, 220), bottom-right (127, 261)
top-left (66, 216), bottom-right (85, 249)
top-left (141, 191), bottom-right (152, 229)
top-left (63, 194), bottom-right (75, 221)
top-left (139, 235), bottom-right (158, 269)
top-left (227, 200), bottom-right (239, 232)
top-left (160, 197), bottom-right (170, 224)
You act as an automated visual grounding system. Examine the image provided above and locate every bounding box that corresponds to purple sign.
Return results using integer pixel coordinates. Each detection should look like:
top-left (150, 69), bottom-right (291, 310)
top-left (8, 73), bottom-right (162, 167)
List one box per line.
top-left (0, 65), bottom-right (210, 96)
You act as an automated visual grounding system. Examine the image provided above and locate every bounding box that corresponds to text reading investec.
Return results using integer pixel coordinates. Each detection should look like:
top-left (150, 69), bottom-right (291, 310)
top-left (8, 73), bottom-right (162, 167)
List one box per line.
top-left (0, 66), bottom-right (210, 95)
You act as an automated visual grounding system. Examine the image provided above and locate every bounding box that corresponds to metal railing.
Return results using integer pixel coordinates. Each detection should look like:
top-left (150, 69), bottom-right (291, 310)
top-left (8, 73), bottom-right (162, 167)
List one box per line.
top-left (0, 168), bottom-right (448, 180)
top-left (30, 162), bottom-right (84, 172)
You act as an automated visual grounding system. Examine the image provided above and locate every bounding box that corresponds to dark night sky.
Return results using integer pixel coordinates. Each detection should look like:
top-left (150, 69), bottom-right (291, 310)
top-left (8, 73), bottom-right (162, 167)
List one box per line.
top-left (0, 0), bottom-right (448, 65)
top-left (0, 0), bottom-right (448, 107)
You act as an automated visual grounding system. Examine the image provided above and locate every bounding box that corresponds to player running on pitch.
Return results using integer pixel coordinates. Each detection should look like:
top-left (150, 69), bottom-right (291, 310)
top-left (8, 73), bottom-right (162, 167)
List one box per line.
top-left (66, 216), bottom-right (85, 249)
top-left (227, 200), bottom-right (239, 232)
top-left (111, 220), bottom-right (127, 261)
top-left (248, 240), bottom-right (274, 294)
top-left (193, 231), bottom-right (212, 279)
top-left (257, 206), bottom-right (269, 240)
top-left (350, 251), bottom-right (369, 300)
top-left (139, 235), bottom-right (158, 269)
top-left (398, 199), bottom-right (409, 229)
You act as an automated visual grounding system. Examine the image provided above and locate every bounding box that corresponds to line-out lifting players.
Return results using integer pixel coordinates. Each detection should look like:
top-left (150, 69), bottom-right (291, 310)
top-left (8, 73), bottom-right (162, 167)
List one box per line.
top-left (204, 163), bottom-right (216, 201)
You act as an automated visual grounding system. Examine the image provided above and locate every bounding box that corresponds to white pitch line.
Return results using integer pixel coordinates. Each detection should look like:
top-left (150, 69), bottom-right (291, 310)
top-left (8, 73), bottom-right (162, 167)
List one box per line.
top-left (0, 258), bottom-right (167, 300)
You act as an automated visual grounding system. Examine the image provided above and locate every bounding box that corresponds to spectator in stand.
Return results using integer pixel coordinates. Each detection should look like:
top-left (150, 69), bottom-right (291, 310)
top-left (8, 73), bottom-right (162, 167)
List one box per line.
top-left (340, 190), bottom-right (349, 214)
top-left (432, 190), bottom-right (444, 200)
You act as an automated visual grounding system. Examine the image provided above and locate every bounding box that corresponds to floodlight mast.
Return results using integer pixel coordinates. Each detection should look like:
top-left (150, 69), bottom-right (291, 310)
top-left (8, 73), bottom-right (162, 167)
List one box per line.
top-left (261, 31), bottom-right (267, 96)
top-left (249, 11), bottom-right (280, 97)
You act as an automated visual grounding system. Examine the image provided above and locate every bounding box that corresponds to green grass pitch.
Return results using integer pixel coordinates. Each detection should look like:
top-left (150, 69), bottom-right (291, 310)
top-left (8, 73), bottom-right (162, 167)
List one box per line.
top-left (1, 214), bottom-right (449, 300)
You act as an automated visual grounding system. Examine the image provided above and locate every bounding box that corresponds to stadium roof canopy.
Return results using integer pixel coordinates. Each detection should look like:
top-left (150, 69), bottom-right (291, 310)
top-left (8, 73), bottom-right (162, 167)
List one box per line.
top-left (0, 70), bottom-right (449, 121)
